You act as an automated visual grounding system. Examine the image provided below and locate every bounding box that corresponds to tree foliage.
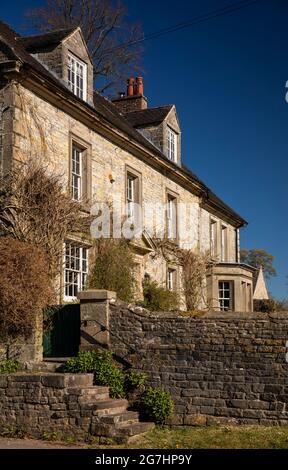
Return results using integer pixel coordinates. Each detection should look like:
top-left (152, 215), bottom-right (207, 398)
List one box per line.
top-left (142, 279), bottom-right (179, 312)
top-left (26, 0), bottom-right (143, 93)
top-left (88, 238), bottom-right (136, 302)
top-left (240, 249), bottom-right (276, 279)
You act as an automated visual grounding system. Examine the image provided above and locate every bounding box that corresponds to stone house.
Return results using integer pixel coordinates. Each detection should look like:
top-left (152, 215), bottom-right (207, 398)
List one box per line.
top-left (0, 22), bottom-right (267, 312)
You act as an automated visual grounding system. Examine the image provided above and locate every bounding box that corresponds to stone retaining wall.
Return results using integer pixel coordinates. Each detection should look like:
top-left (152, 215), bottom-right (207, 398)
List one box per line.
top-left (0, 373), bottom-right (94, 438)
top-left (109, 301), bottom-right (288, 426)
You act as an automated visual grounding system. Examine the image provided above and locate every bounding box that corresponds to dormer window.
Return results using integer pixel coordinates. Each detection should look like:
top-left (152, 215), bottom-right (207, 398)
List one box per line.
top-left (167, 127), bottom-right (177, 162)
top-left (68, 53), bottom-right (87, 101)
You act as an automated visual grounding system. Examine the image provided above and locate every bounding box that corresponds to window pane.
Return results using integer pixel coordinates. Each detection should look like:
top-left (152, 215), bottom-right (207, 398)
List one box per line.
top-left (167, 128), bottom-right (177, 162)
top-left (71, 146), bottom-right (82, 200)
top-left (219, 281), bottom-right (231, 311)
top-left (64, 242), bottom-right (89, 299)
top-left (167, 196), bottom-right (176, 239)
top-left (68, 54), bottom-right (86, 100)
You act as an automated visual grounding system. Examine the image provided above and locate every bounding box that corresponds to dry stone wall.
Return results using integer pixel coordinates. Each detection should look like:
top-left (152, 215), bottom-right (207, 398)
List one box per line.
top-left (109, 301), bottom-right (288, 425)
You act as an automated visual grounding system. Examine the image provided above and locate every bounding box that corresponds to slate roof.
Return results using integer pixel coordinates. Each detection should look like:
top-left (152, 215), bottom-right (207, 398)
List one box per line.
top-left (125, 106), bottom-right (173, 128)
top-left (0, 20), bottom-right (247, 227)
top-left (17, 28), bottom-right (76, 53)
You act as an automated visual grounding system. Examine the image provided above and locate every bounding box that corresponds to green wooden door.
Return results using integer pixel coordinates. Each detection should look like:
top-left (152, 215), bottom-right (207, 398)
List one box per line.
top-left (43, 304), bottom-right (80, 358)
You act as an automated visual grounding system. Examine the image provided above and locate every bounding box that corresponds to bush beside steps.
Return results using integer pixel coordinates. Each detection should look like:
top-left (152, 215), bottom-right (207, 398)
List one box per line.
top-left (65, 350), bottom-right (174, 424)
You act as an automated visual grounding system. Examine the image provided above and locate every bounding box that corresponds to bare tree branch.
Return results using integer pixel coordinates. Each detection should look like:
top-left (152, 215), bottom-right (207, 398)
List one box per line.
top-left (0, 158), bottom-right (92, 280)
top-left (25, 0), bottom-right (144, 93)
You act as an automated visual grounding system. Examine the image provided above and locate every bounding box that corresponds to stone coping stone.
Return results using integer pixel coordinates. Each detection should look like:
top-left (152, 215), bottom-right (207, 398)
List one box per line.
top-left (77, 290), bottom-right (116, 301)
top-left (0, 373), bottom-right (94, 389)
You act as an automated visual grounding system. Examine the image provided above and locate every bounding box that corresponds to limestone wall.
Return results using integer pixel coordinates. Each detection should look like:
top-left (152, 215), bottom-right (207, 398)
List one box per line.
top-left (109, 301), bottom-right (288, 425)
top-left (0, 373), bottom-right (95, 438)
top-left (10, 84), bottom-right (238, 292)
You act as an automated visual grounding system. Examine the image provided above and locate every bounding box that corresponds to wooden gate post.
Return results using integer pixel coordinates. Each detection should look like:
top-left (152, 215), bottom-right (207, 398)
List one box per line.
top-left (77, 290), bottom-right (116, 351)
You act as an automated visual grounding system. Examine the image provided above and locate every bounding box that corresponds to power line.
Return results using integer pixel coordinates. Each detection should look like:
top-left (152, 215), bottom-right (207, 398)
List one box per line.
top-left (99, 0), bottom-right (260, 56)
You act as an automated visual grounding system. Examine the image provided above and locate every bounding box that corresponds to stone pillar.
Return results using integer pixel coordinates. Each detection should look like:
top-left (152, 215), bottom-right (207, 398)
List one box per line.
top-left (77, 290), bottom-right (116, 350)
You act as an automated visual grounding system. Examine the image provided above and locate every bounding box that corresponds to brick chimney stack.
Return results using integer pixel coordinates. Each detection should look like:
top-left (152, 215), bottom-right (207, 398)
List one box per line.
top-left (112, 76), bottom-right (148, 113)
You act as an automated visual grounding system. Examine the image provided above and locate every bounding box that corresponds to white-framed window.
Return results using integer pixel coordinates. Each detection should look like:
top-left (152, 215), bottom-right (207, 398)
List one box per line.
top-left (167, 268), bottom-right (176, 291)
top-left (68, 53), bottom-right (87, 100)
top-left (64, 242), bottom-right (88, 300)
top-left (127, 174), bottom-right (135, 219)
top-left (210, 220), bottom-right (217, 257)
top-left (218, 281), bottom-right (232, 311)
top-left (167, 194), bottom-right (177, 239)
top-left (167, 127), bottom-right (177, 162)
top-left (221, 225), bottom-right (227, 262)
top-left (71, 145), bottom-right (82, 201)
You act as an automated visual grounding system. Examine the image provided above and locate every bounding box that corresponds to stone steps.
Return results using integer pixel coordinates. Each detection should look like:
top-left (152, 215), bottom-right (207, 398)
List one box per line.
top-left (79, 386), bottom-right (110, 402)
top-left (92, 399), bottom-right (129, 416)
top-left (80, 391), bottom-right (154, 443)
top-left (23, 368), bottom-right (154, 443)
top-left (28, 359), bottom-right (68, 373)
top-left (90, 419), bottom-right (154, 443)
top-left (65, 374), bottom-right (94, 388)
top-left (117, 422), bottom-right (154, 438)
top-left (101, 410), bottom-right (139, 426)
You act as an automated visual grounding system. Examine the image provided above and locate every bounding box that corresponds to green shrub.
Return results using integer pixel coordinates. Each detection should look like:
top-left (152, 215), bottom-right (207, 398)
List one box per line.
top-left (0, 359), bottom-right (22, 374)
top-left (89, 239), bottom-right (136, 302)
top-left (65, 351), bottom-right (96, 373)
top-left (0, 427), bottom-right (25, 438)
top-left (142, 387), bottom-right (174, 424)
top-left (125, 370), bottom-right (147, 392)
top-left (142, 279), bottom-right (179, 311)
top-left (65, 350), bottom-right (125, 398)
top-left (94, 351), bottom-right (125, 398)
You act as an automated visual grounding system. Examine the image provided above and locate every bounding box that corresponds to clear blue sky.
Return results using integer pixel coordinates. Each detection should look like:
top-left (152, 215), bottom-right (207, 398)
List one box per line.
top-left (2, 0), bottom-right (288, 299)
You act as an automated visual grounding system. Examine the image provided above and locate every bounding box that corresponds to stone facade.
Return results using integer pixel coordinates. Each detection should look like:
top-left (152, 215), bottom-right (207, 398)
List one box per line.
top-left (8, 83), bottom-right (251, 310)
top-left (0, 21), bottom-right (263, 312)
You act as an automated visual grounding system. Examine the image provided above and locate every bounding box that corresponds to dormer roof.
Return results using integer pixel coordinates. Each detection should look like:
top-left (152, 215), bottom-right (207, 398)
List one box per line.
top-left (17, 28), bottom-right (77, 53)
top-left (125, 105), bottom-right (173, 128)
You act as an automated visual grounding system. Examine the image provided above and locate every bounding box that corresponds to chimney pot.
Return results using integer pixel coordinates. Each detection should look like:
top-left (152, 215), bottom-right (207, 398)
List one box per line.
top-left (127, 78), bottom-right (134, 97)
top-left (136, 76), bottom-right (144, 96)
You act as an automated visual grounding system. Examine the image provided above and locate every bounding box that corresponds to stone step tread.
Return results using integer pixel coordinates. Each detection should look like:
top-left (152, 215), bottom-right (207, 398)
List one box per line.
top-left (81, 386), bottom-right (109, 391)
top-left (79, 394), bottom-right (109, 404)
top-left (101, 411), bottom-right (139, 425)
top-left (65, 374), bottom-right (94, 388)
top-left (92, 399), bottom-right (128, 410)
top-left (117, 422), bottom-right (154, 437)
top-left (81, 386), bottom-right (110, 395)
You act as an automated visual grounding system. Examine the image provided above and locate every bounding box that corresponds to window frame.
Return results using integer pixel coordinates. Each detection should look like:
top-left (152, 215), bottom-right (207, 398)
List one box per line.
top-left (167, 127), bottom-right (178, 162)
top-left (126, 174), bottom-right (136, 219)
top-left (69, 134), bottom-right (91, 204)
top-left (167, 267), bottom-right (177, 292)
top-left (64, 241), bottom-right (88, 301)
top-left (218, 281), bottom-right (233, 311)
top-left (68, 52), bottom-right (87, 101)
top-left (71, 145), bottom-right (82, 201)
top-left (166, 190), bottom-right (178, 242)
top-left (125, 165), bottom-right (142, 222)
